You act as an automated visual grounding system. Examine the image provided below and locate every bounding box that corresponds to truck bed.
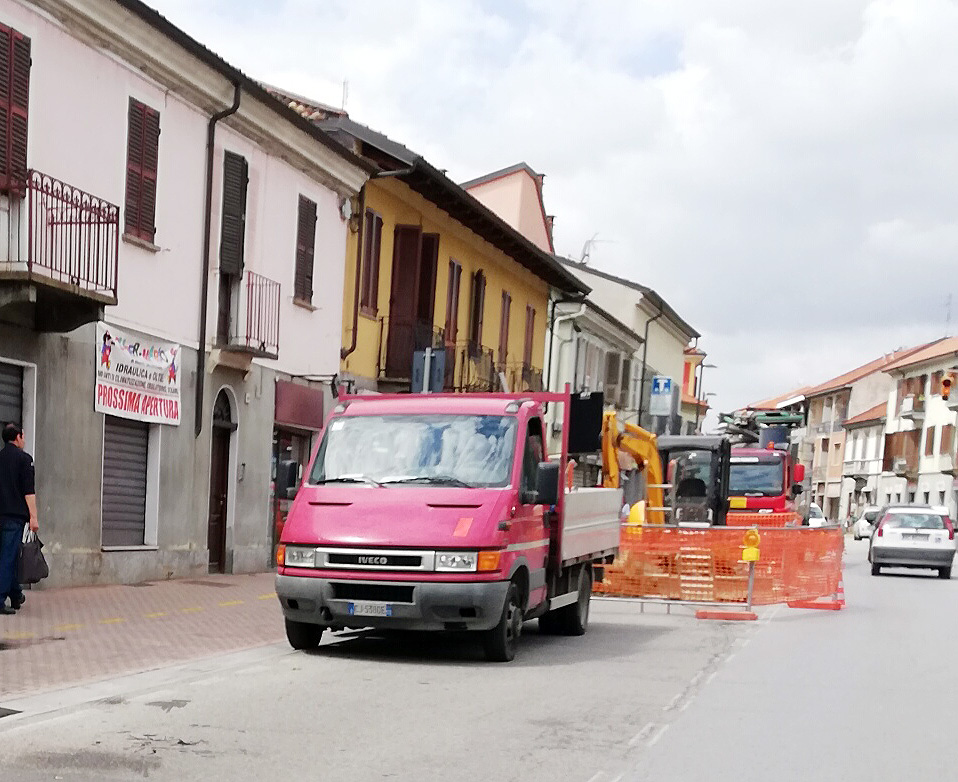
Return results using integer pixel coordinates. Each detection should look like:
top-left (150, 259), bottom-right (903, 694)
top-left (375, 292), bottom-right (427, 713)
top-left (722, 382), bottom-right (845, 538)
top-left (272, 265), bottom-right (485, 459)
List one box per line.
top-left (560, 488), bottom-right (623, 563)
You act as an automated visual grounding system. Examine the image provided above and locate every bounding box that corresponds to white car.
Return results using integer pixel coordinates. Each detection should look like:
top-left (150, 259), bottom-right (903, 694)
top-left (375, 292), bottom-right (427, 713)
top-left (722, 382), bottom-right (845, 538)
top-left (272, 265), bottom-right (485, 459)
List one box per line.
top-left (807, 503), bottom-right (827, 528)
top-left (853, 506), bottom-right (880, 540)
top-left (868, 505), bottom-right (956, 578)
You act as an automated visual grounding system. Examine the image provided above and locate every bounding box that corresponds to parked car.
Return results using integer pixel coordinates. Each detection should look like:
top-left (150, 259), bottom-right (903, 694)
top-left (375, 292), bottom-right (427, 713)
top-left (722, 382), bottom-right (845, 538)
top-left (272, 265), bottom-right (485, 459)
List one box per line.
top-left (807, 503), bottom-right (827, 528)
top-left (868, 505), bottom-right (956, 578)
top-left (853, 506), bottom-right (881, 540)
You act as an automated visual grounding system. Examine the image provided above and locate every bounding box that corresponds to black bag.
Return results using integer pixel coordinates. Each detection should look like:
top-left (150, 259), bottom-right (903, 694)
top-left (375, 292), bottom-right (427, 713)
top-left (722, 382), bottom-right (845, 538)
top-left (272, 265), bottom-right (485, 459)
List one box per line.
top-left (17, 530), bottom-right (49, 585)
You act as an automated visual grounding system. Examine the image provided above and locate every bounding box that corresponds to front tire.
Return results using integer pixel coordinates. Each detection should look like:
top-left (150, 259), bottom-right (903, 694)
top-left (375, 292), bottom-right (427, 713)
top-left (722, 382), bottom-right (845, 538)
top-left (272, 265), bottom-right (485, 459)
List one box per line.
top-left (483, 583), bottom-right (522, 662)
top-left (285, 619), bottom-right (323, 650)
top-left (871, 563), bottom-right (881, 576)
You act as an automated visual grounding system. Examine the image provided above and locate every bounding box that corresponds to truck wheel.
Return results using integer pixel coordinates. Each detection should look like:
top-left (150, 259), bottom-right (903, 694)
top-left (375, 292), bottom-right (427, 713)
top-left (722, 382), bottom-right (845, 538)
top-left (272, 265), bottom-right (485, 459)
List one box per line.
top-left (871, 563), bottom-right (881, 576)
top-left (939, 567), bottom-right (952, 579)
top-left (285, 619), bottom-right (323, 650)
top-left (557, 566), bottom-right (593, 636)
top-left (483, 583), bottom-right (522, 662)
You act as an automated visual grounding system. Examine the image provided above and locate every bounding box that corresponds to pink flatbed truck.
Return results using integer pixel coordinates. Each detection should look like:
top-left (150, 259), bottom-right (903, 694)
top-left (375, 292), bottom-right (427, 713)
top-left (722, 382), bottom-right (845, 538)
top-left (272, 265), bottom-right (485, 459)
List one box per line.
top-left (275, 390), bottom-right (622, 662)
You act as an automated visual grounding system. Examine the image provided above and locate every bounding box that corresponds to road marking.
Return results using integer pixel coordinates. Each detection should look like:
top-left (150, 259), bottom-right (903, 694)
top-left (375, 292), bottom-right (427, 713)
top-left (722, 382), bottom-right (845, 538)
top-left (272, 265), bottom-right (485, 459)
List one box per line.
top-left (585, 773), bottom-right (605, 782)
top-left (3, 631), bottom-right (36, 640)
top-left (53, 624), bottom-right (83, 632)
top-left (258, 593), bottom-right (276, 600)
top-left (706, 671), bottom-right (718, 685)
top-left (648, 724), bottom-right (670, 747)
top-left (99, 618), bottom-right (126, 625)
top-left (628, 722), bottom-right (656, 746)
top-left (218, 600), bottom-right (244, 607)
top-left (663, 693), bottom-right (682, 711)
top-left (180, 607), bottom-right (203, 614)
top-left (689, 671), bottom-right (704, 687)
top-left (144, 612), bottom-right (167, 619)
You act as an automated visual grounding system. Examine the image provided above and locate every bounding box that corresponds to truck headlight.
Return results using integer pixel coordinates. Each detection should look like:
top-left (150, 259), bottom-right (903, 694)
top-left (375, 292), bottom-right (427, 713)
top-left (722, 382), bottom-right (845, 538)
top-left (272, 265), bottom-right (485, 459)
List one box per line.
top-left (284, 546), bottom-right (317, 568)
top-left (436, 551), bottom-right (478, 572)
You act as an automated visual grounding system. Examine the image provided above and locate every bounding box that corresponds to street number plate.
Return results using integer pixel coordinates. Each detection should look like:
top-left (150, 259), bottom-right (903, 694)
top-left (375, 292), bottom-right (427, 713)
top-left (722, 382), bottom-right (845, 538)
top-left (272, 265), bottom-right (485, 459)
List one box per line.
top-left (348, 602), bottom-right (393, 617)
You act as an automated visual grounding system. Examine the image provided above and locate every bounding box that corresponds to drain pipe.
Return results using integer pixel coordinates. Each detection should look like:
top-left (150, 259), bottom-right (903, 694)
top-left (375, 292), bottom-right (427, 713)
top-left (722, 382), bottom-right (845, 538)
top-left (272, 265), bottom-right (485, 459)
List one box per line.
top-left (341, 164), bottom-right (418, 362)
top-left (195, 83), bottom-right (242, 438)
top-left (636, 303), bottom-right (664, 427)
top-left (547, 300), bottom-right (586, 437)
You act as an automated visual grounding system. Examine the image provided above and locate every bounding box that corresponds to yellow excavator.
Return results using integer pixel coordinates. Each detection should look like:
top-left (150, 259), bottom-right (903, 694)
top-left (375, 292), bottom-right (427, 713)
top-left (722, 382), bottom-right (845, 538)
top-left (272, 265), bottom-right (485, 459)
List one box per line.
top-left (600, 411), bottom-right (731, 527)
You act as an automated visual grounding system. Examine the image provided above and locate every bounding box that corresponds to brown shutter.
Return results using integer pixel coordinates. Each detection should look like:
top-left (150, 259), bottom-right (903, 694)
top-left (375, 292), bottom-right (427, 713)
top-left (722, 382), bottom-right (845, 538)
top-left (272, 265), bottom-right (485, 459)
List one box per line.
top-left (523, 305), bottom-right (535, 366)
top-left (9, 30), bottom-right (28, 186)
top-left (469, 271), bottom-right (485, 346)
top-left (498, 290), bottom-right (511, 366)
top-left (445, 260), bottom-right (461, 343)
top-left (0, 24), bottom-right (30, 193)
top-left (125, 101), bottom-right (143, 234)
top-left (360, 210), bottom-right (382, 313)
top-left (125, 99), bottom-right (160, 241)
top-left (220, 151), bottom-right (248, 276)
top-left (140, 105), bottom-right (160, 240)
top-left (294, 195), bottom-right (317, 301)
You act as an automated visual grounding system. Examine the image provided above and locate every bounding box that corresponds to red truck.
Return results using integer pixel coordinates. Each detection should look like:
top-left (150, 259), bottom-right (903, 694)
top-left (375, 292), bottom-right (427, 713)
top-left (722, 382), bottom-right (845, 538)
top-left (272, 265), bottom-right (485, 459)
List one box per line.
top-left (727, 445), bottom-right (806, 522)
top-left (274, 390), bottom-right (622, 662)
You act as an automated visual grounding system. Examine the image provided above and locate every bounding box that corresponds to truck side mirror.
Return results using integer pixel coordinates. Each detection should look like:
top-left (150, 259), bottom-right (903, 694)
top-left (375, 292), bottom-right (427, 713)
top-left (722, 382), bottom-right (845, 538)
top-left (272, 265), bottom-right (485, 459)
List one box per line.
top-left (535, 462), bottom-right (560, 507)
top-left (793, 464), bottom-right (806, 484)
top-left (277, 459), bottom-right (300, 500)
top-left (791, 483), bottom-right (804, 496)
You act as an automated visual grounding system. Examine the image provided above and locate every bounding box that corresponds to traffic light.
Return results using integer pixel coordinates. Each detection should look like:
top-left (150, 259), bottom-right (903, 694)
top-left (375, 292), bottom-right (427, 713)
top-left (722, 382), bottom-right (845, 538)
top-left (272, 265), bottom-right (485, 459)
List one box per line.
top-left (943, 372), bottom-right (955, 401)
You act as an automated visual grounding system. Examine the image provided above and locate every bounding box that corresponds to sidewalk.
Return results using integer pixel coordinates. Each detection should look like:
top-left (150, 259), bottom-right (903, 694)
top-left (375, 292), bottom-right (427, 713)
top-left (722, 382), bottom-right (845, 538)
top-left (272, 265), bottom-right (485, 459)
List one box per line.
top-left (0, 572), bottom-right (283, 701)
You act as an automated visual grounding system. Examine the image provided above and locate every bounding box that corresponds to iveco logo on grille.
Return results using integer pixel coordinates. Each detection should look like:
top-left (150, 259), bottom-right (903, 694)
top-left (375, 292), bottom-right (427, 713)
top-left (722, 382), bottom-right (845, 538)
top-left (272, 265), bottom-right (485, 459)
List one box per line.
top-left (326, 552), bottom-right (424, 568)
top-left (358, 555), bottom-right (389, 565)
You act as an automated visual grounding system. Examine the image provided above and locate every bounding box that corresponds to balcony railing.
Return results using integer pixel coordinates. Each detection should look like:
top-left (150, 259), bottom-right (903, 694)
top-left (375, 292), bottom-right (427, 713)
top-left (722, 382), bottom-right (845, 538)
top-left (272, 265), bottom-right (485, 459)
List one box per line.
top-left (0, 169), bottom-right (119, 305)
top-left (378, 317), bottom-right (445, 382)
top-left (221, 270), bottom-right (280, 359)
top-left (445, 340), bottom-right (498, 392)
top-left (505, 362), bottom-right (544, 392)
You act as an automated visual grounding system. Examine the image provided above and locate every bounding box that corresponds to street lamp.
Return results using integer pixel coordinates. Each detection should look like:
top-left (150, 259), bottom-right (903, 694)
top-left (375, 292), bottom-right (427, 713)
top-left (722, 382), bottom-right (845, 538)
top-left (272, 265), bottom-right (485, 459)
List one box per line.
top-left (695, 363), bottom-right (718, 432)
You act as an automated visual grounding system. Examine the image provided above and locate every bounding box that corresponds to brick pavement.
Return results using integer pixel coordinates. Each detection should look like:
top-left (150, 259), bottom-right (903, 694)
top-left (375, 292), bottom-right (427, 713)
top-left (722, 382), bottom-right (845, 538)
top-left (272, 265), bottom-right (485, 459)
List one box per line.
top-left (0, 572), bottom-right (284, 701)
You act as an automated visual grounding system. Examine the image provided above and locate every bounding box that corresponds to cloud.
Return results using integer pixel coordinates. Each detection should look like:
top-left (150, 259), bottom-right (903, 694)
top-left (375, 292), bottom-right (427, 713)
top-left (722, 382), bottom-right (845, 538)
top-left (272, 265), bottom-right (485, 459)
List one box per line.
top-left (147, 0), bottom-right (957, 421)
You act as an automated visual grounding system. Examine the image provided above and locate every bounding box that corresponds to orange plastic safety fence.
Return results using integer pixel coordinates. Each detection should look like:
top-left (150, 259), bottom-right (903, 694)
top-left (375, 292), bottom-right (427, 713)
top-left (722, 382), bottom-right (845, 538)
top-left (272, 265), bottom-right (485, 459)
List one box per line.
top-left (593, 526), bottom-right (843, 606)
top-left (726, 511), bottom-right (801, 528)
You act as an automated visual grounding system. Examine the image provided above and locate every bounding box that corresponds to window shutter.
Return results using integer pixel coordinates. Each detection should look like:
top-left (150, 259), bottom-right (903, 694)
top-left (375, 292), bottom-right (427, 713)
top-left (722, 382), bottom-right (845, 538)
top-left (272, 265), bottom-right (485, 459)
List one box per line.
top-left (294, 195), bottom-right (317, 302)
top-left (0, 24), bottom-right (30, 192)
top-left (124, 99), bottom-right (160, 241)
top-left (140, 106), bottom-right (160, 240)
top-left (220, 151), bottom-right (248, 276)
top-left (125, 102), bottom-right (143, 234)
top-left (523, 305), bottom-right (535, 366)
top-left (361, 211), bottom-right (383, 313)
top-left (498, 291), bottom-right (511, 366)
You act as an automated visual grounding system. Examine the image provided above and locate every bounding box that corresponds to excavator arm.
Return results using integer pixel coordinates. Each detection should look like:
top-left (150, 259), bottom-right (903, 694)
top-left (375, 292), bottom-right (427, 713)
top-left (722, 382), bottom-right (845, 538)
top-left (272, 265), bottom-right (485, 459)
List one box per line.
top-left (601, 411), bottom-right (666, 525)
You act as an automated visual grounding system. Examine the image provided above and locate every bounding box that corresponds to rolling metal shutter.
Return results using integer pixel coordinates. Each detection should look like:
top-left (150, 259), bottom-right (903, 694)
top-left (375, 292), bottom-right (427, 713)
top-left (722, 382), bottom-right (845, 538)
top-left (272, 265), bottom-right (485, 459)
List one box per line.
top-left (0, 362), bottom-right (23, 427)
top-left (102, 416), bottom-right (148, 547)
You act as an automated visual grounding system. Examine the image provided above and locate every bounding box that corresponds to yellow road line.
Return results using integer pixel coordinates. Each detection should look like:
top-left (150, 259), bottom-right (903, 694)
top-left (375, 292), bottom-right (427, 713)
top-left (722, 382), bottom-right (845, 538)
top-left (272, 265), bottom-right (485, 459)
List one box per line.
top-left (144, 612), bottom-right (167, 619)
top-left (218, 600), bottom-right (244, 607)
top-left (3, 631), bottom-right (36, 640)
top-left (53, 623), bottom-right (84, 632)
top-left (180, 606), bottom-right (204, 613)
top-left (99, 617), bottom-right (126, 625)
top-left (257, 593), bottom-right (277, 600)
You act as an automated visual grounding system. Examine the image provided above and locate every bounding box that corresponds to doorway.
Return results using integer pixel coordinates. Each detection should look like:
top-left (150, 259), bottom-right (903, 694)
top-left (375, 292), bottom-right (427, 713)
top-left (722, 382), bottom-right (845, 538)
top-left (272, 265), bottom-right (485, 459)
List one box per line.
top-left (208, 389), bottom-right (235, 573)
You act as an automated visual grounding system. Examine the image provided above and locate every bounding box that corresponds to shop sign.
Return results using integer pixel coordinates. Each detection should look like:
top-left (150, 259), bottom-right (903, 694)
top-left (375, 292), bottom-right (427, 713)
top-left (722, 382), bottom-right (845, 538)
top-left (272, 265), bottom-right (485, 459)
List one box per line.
top-left (95, 322), bottom-right (181, 425)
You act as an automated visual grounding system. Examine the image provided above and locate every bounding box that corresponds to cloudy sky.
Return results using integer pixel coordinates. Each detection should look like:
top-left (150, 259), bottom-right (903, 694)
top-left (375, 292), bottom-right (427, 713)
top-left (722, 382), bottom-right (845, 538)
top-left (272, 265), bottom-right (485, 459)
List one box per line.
top-left (150, 0), bottom-right (957, 423)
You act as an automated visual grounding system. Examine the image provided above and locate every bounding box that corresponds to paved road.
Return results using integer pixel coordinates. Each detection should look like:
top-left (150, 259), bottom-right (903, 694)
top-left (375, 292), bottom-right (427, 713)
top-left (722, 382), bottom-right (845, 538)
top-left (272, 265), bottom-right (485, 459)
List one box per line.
top-left (0, 597), bottom-right (751, 782)
top-left (629, 537), bottom-right (958, 781)
top-left (2, 539), bottom-right (954, 781)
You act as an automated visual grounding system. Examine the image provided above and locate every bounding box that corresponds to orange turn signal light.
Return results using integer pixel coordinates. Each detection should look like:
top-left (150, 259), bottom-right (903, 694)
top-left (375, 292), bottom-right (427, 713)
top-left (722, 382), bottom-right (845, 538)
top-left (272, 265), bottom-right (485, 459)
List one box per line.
top-left (742, 528), bottom-right (761, 549)
top-left (477, 550), bottom-right (501, 572)
top-left (276, 544), bottom-right (286, 567)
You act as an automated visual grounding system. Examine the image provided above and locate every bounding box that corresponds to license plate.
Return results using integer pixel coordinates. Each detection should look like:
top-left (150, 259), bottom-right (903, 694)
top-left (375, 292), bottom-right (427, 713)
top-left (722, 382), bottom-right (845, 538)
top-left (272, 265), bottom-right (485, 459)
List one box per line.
top-left (348, 602), bottom-right (393, 617)
top-left (904, 534), bottom-right (928, 541)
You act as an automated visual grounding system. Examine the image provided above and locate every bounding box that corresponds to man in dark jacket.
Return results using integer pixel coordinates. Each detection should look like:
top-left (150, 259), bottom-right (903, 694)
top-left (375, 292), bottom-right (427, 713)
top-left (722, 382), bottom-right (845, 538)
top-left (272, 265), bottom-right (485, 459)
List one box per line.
top-left (0, 423), bottom-right (37, 614)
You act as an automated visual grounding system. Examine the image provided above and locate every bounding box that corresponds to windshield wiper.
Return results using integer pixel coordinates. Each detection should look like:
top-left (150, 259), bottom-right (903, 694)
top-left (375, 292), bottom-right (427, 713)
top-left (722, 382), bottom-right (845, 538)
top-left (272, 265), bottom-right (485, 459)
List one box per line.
top-left (381, 475), bottom-right (477, 488)
top-left (314, 476), bottom-right (384, 487)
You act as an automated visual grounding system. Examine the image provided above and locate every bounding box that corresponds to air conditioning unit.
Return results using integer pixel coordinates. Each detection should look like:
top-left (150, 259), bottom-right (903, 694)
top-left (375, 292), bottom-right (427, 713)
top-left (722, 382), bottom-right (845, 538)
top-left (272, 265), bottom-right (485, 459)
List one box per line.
top-left (899, 394), bottom-right (925, 421)
top-left (892, 457), bottom-right (908, 476)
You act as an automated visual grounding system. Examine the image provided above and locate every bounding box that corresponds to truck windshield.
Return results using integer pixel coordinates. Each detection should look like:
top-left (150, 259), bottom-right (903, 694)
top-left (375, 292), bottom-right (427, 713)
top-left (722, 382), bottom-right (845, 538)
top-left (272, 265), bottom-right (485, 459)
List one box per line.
top-left (729, 462), bottom-right (784, 496)
top-left (309, 414), bottom-right (518, 488)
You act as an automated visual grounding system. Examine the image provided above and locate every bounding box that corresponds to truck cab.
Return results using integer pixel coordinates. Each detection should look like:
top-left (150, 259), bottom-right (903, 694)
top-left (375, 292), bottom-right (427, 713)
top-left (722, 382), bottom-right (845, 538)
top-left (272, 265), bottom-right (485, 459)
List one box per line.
top-left (727, 445), bottom-right (805, 520)
top-left (275, 391), bottom-right (621, 662)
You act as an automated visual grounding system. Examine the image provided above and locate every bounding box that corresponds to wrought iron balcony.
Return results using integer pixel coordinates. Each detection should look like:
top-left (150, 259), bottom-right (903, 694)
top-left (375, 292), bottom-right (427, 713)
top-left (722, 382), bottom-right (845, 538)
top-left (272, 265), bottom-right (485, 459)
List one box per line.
top-left (505, 362), bottom-right (544, 392)
top-left (445, 340), bottom-right (499, 392)
top-left (0, 170), bottom-right (119, 331)
top-left (377, 316), bottom-right (445, 383)
top-left (218, 270), bottom-right (281, 359)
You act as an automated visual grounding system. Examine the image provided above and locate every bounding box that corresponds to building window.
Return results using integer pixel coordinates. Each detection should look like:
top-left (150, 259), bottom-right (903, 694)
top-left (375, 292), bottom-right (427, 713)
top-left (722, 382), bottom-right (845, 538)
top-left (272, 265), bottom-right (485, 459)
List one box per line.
top-left (124, 98), bottom-right (161, 242)
top-left (498, 291), bottom-right (511, 367)
top-left (925, 426), bottom-right (936, 457)
top-left (444, 260), bottom-right (462, 343)
top-left (218, 151), bottom-right (248, 343)
top-left (468, 270), bottom-right (486, 348)
top-left (360, 209), bottom-right (383, 315)
top-left (0, 23), bottom-right (30, 194)
top-left (294, 195), bottom-right (317, 303)
top-left (523, 305), bottom-right (536, 367)
top-left (942, 425), bottom-right (955, 456)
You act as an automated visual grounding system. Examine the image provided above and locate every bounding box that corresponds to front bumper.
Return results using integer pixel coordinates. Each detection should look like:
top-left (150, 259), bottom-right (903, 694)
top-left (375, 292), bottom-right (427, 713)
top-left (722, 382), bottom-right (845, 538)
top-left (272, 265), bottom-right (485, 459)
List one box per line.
top-left (275, 573), bottom-right (510, 632)
top-left (871, 546), bottom-right (955, 569)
